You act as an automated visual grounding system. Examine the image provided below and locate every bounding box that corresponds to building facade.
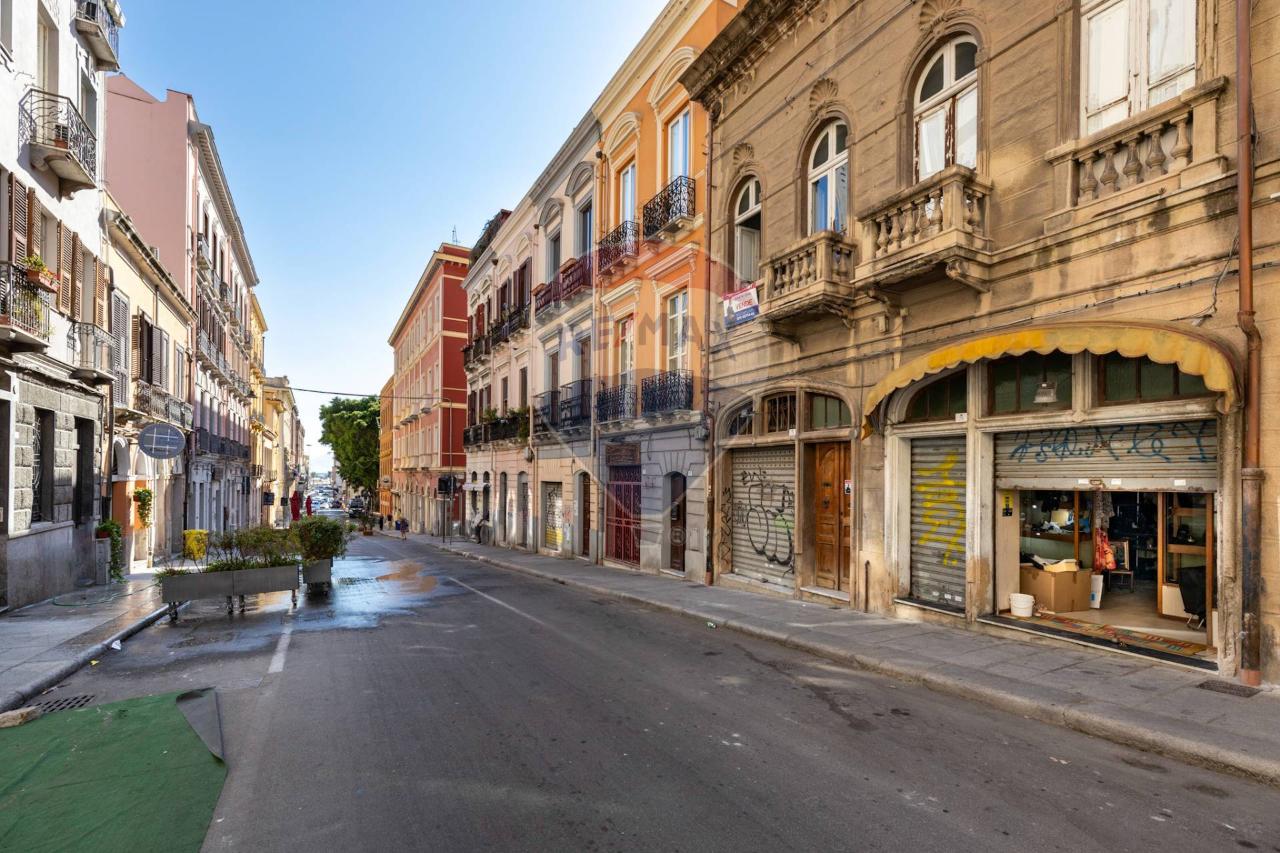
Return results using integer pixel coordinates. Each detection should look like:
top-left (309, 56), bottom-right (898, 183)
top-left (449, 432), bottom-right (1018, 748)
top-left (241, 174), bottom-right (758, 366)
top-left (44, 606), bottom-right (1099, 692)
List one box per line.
top-left (263, 377), bottom-right (303, 526)
top-left (248, 292), bottom-right (273, 525)
top-left (379, 377), bottom-right (392, 521)
top-left (389, 242), bottom-right (469, 534)
top-left (0, 0), bottom-right (122, 609)
top-left (682, 0), bottom-right (1280, 681)
top-left (107, 77), bottom-right (257, 535)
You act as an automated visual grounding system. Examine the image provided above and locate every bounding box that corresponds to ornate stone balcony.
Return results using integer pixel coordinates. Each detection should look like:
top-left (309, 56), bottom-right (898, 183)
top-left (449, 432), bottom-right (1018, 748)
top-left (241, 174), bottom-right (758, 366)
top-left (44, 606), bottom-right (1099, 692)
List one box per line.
top-left (759, 231), bottom-right (857, 334)
top-left (855, 164), bottom-right (992, 294)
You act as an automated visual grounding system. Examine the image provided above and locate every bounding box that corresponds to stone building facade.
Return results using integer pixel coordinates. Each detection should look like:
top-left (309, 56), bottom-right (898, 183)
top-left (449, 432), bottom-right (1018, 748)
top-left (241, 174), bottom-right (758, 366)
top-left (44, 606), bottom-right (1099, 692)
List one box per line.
top-left (682, 0), bottom-right (1280, 680)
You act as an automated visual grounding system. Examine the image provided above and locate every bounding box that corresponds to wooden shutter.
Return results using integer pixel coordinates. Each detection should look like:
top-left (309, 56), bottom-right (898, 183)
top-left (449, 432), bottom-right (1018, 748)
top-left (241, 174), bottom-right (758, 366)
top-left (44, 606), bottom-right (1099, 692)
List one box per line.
top-left (160, 331), bottom-right (171, 389)
top-left (28, 192), bottom-right (42, 266)
top-left (130, 314), bottom-right (141, 379)
top-left (9, 176), bottom-right (28, 265)
top-left (94, 259), bottom-right (107, 328)
top-left (58, 226), bottom-right (73, 315)
top-left (150, 325), bottom-right (164, 387)
top-left (72, 238), bottom-right (84, 321)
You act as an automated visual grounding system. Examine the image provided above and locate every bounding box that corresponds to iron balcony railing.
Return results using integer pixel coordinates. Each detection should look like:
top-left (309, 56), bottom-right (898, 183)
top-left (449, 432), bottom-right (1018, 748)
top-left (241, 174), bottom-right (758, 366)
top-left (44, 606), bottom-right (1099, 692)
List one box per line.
top-left (70, 321), bottom-right (113, 376)
top-left (641, 369), bottom-right (694, 415)
top-left (463, 423), bottom-right (486, 446)
top-left (488, 413), bottom-right (521, 442)
top-left (250, 464), bottom-right (265, 478)
top-left (533, 281), bottom-right (559, 315)
top-left (642, 176), bottom-right (696, 239)
top-left (75, 1), bottom-right (121, 68)
top-left (500, 304), bottom-right (530, 339)
top-left (559, 254), bottom-right (593, 303)
top-left (19, 89), bottom-right (97, 180)
top-left (533, 390), bottom-right (559, 434)
top-left (0, 263), bottom-right (51, 343)
top-left (558, 379), bottom-right (592, 429)
top-left (597, 221), bottom-right (639, 275)
top-left (196, 234), bottom-right (213, 270)
top-left (596, 383), bottom-right (637, 423)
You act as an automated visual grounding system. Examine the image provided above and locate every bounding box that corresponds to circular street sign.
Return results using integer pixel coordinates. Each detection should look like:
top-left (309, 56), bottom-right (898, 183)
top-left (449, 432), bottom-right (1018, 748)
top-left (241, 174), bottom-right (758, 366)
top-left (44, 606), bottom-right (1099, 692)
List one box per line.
top-left (139, 423), bottom-right (186, 460)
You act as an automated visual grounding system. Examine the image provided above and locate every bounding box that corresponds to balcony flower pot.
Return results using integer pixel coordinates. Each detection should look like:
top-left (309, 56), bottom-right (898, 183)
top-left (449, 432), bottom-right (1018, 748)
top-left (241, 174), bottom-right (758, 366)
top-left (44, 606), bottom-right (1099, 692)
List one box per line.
top-left (23, 265), bottom-right (57, 293)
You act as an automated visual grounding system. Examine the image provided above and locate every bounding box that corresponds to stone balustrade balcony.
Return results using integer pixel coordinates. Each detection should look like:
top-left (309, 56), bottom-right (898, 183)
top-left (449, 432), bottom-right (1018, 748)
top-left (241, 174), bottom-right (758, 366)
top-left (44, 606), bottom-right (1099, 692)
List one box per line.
top-left (759, 231), bottom-right (857, 334)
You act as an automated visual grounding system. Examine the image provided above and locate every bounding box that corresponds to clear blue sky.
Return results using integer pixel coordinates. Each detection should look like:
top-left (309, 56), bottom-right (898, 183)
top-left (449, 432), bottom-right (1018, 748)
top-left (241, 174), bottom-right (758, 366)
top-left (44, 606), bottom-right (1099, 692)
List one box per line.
top-left (116, 0), bottom-right (667, 471)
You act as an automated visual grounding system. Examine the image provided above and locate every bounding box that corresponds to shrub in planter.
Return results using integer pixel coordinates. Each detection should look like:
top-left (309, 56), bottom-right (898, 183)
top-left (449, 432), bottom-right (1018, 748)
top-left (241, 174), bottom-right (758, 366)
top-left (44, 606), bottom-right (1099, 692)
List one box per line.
top-left (183, 529), bottom-right (209, 564)
top-left (293, 516), bottom-right (349, 586)
top-left (132, 488), bottom-right (154, 528)
top-left (95, 519), bottom-right (124, 581)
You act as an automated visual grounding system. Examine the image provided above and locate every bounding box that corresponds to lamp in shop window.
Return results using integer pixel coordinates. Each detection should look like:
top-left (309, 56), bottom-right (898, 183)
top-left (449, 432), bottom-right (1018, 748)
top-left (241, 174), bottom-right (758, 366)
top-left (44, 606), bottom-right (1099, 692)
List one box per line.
top-left (1033, 380), bottom-right (1059, 405)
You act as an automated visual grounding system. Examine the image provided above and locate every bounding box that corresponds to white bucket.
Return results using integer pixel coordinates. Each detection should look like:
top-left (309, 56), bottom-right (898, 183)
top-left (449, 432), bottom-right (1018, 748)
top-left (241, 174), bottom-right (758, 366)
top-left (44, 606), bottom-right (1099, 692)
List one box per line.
top-left (1009, 593), bottom-right (1035, 618)
top-left (1090, 574), bottom-right (1104, 609)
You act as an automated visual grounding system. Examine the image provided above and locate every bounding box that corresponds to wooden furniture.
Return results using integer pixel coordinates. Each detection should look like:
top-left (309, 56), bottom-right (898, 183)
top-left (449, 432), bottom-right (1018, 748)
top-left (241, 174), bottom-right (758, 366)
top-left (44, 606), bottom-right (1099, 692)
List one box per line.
top-left (1107, 539), bottom-right (1134, 592)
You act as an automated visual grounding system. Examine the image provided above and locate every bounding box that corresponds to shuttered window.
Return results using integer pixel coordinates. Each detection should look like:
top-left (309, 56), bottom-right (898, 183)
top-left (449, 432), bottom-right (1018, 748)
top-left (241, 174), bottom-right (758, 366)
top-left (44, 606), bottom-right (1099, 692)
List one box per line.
top-left (9, 175), bottom-right (28, 265)
top-left (909, 435), bottom-right (968, 609)
top-left (111, 293), bottom-right (129, 405)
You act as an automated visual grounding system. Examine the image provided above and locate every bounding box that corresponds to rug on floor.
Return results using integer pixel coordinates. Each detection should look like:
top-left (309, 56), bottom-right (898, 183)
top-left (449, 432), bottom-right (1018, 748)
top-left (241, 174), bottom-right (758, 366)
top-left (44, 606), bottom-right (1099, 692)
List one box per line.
top-left (1028, 612), bottom-right (1209, 657)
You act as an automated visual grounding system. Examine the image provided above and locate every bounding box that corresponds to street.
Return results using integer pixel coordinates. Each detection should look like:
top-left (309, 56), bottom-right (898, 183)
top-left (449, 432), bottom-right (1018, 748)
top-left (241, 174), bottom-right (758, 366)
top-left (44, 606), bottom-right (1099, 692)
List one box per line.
top-left (54, 535), bottom-right (1280, 852)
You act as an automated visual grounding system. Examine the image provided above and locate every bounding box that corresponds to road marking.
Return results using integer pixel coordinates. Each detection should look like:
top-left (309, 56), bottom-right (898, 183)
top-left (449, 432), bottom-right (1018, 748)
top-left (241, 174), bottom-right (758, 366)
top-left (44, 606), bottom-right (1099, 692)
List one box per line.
top-left (446, 577), bottom-right (550, 628)
top-left (268, 621), bottom-right (293, 673)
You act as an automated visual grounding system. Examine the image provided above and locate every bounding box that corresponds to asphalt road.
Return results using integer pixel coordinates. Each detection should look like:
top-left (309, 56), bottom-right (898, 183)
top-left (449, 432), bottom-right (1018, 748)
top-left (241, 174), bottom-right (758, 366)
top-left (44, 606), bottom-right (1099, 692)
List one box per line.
top-left (54, 535), bottom-right (1280, 852)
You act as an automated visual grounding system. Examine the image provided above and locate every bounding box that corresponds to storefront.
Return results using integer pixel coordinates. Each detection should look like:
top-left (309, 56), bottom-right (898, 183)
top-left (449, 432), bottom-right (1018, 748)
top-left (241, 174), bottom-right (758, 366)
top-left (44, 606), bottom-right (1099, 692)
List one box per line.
top-left (603, 442), bottom-right (640, 566)
top-left (729, 444), bottom-right (796, 590)
top-left (542, 482), bottom-right (563, 550)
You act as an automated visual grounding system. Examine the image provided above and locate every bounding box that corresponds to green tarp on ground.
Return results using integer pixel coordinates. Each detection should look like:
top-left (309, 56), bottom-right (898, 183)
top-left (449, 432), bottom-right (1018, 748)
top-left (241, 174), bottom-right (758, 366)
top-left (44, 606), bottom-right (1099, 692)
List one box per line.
top-left (0, 691), bottom-right (226, 852)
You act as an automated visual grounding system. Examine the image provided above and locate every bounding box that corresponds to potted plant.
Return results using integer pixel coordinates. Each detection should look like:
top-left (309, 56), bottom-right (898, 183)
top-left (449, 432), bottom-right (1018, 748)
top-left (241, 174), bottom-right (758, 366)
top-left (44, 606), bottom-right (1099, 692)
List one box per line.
top-left (95, 519), bottom-right (124, 582)
top-left (293, 515), bottom-right (349, 591)
top-left (158, 527), bottom-right (300, 620)
top-left (21, 255), bottom-right (57, 292)
top-left (132, 487), bottom-right (154, 527)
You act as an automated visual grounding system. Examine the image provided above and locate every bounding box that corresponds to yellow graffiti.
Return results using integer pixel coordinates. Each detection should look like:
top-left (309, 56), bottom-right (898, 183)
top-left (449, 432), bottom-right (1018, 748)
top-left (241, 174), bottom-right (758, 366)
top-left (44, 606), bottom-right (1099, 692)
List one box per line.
top-left (913, 450), bottom-right (965, 569)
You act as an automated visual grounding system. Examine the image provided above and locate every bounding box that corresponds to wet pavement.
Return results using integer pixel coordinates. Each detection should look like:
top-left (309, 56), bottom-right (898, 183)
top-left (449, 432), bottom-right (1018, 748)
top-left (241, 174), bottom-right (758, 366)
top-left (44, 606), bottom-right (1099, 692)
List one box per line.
top-left (46, 536), bottom-right (1280, 852)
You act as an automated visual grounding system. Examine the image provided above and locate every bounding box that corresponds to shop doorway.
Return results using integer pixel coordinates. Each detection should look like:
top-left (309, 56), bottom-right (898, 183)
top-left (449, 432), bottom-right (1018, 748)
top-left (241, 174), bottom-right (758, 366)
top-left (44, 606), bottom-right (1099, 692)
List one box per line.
top-left (995, 488), bottom-right (1214, 664)
top-left (668, 473), bottom-right (687, 574)
top-left (811, 442), bottom-right (850, 591)
top-left (578, 471), bottom-right (591, 557)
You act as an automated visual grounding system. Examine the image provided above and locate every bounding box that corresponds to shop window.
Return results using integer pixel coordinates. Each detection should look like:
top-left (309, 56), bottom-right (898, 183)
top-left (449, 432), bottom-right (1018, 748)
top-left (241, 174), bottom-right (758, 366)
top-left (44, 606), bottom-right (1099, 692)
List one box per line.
top-left (763, 394), bottom-right (796, 433)
top-left (726, 403), bottom-right (754, 437)
top-left (905, 372), bottom-right (967, 422)
top-left (1019, 490), bottom-right (1095, 571)
top-left (988, 352), bottom-right (1072, 414)
top-left (1098, 355), bottom-right (1210, 404)
top-left (809, 394), bottom-right (851, 430)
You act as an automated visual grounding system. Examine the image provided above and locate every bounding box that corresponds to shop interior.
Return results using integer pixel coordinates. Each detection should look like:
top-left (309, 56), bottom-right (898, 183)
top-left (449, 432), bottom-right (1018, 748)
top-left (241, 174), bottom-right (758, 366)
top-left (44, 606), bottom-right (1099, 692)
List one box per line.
top-left (995, 488), bottom-right (1216, 663)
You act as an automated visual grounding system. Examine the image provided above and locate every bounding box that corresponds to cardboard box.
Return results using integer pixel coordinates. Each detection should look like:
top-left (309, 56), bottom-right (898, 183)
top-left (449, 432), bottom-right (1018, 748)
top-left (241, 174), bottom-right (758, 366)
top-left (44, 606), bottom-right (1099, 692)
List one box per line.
top-left (1019, 566), bottom-right (1093, 613)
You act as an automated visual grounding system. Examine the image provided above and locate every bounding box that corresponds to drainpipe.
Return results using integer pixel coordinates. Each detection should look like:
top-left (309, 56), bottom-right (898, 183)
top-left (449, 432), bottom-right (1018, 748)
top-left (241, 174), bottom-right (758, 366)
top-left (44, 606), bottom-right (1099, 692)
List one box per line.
top-left (103, 277), bottom-right (117, 528)
top-left (702, 107), bottom-right (716, 585)
top-left (593, 145), bottom-right (607, 565)
top-left (1236, 0), bottom-right (1263, 687)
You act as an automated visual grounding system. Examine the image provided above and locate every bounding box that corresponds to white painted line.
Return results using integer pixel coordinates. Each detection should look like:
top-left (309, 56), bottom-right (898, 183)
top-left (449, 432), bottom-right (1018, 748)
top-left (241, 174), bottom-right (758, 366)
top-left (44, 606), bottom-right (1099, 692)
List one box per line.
top-left (267, 622), bottom-right (293, 674)
top-left (446, 576), bottom-right (550, 628)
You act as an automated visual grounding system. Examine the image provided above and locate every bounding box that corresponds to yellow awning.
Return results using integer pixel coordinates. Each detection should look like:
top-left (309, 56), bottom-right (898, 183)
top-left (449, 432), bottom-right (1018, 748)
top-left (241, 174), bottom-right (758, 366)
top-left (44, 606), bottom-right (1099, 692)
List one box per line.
top-left (860, 322), bottom-right (1239, 437)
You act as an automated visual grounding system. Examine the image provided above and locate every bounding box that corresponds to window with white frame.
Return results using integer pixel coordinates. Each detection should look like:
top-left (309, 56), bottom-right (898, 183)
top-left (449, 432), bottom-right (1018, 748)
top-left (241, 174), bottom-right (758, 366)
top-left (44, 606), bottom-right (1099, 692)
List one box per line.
top-left (1082, 0), bottom-right (1195, 134)
top-left (808, 122), bottom-right (848, 234)
top-left (734, 179), bottom-right (762, 284)
top-left (575, 201), bottom-right (593, 257)
top-left (667, 109), bottom-right (691, 182)
top-left (618, 162), bottom-right (637, 226)
top-left (666, 291), bottom-right (689, 373)
top-left (616, 317), bottom-right (634, 386)
top-left (914, 37), bottom-right (979, 181)
top-left (546, 230), bottom-right (561, 280)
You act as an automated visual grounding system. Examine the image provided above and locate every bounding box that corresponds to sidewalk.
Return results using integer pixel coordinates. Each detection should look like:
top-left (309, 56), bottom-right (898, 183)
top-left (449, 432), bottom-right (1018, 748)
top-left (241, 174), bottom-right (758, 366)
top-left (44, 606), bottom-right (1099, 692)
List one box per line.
top-left (416, 533), bottom-right (1280, 786)
top-left (0, 575), bottom-right (170, 713)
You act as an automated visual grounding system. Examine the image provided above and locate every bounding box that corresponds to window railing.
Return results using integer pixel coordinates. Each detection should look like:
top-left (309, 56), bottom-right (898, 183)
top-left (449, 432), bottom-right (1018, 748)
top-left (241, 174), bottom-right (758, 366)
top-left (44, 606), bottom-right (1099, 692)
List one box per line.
top-left (488, 413), bottom-right (521, 442)
top-left (642, 176), bottom-right (695, 239)
top-left (75, 1), bottom-right (120, 66)
top-left (463, 423), bottom-right (487, 446)
top-left (595, 383), bottom-right (637, 423)
top-left (558, 379), bottom-right (592, 428)
top-left (559, 253), bottom-right (593, 303)
top-left (0, 263), bottom-right (52, 343)
top-left (598, 221), bottom-right (639, 275)
top-left (534, 281), bottom-right (559, 314)
top-left (196, 234), bottom-right (213, 270)
top-left (70, 321), bottom-right (113, 377)
top-left (641, 370), bottom-right (693, 415)
top-left (533, 390), bottom-right (559, 434)
top-left (19, 89), bottom-right (97, 182)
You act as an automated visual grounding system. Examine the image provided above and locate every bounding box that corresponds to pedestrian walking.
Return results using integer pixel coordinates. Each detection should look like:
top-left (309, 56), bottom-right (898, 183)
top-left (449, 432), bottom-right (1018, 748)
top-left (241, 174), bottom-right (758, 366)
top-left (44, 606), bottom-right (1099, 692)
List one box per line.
top-left (399, 517), bottom-right (408, 540)
top-left (378, 515), bottom-right (385, 531)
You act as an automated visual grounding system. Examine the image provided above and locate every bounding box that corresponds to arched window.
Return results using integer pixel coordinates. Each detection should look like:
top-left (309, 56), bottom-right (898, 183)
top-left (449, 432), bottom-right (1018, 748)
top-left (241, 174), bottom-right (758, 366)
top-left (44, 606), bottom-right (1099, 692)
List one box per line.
top-left (726, 402), bottom-right (755, 437)
top-left (914, 37), bottom-right (978, 181)
top-left (807, 122), bottom-right (848, 234)
top-left (905, 371), bottom-right (967, 422)
top-left (734, 179), bottom-right (762, 285)
top-left (809, 394), bottom-right (852, 430)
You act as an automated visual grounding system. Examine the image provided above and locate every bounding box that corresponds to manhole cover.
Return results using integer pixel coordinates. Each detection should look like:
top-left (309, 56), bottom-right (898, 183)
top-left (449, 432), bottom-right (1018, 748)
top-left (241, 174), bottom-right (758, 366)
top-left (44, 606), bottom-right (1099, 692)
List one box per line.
top-left (34, 694), bottom-right (95, 714)
top-left (338, 577), bottom-right (377, 586)
top-left (1197, 679), bottom-right (1260, 698)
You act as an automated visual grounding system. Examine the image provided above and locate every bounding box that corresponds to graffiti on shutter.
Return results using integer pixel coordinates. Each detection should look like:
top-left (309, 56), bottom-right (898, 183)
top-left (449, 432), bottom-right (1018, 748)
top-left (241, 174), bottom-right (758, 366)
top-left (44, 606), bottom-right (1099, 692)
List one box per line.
top-left (542, 482), bottom-right (563, 550)
top-left (909, 435), bottom-right (967, 609)
top-left (730, 445), bottom-right (796, 589)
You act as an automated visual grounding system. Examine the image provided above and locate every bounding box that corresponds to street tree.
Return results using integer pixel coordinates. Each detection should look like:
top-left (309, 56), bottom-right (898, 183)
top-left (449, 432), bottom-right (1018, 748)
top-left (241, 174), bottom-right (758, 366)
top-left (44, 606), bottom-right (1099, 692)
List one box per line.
top-left (318, 396), bottom-right (380, 503)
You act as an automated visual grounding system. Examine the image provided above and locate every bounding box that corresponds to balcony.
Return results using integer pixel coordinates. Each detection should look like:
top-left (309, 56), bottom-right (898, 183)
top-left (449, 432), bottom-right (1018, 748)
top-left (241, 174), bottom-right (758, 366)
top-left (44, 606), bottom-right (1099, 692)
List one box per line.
top-left (462, 335), bottom-right (490, 369)
top-left (463, 423), bottom-right (486, 447)
top-left (597, 221), bottom-right (639, 276)
top-left (759, 231), bottom-right (858, 334)
top-left (250, 464), bottom-right (265, 479)
top-left (533, 281), bottom-right (559, 317)
top-left (641, 370), bottom-right (693, 416)
top-left (75, 1), bottom-right (121, 71)
top-left (497, 304), bottom-right (530, 341)
top-left (488, 413), bottom-right (522, 443)
top-left (69, 322), bottom-right (114, 384)
top-left (558, 379), bottom-right (592, 430)
top-left (196, 235), bottom-right (213, 271)
top-left (0, 264), bottom-right (52, 352)
top-left (20, 90), bottom-right (97, 195)
top-left (558, 253), bottom-right (593, 305)
top-left (855, 165), bottom-right (992, 293)
top-left (595, 384), bottom-right (637, 424)
top-left (642, 176), bottom-right (696, 240)
top-left (533, 390), bottom-right (559, 436)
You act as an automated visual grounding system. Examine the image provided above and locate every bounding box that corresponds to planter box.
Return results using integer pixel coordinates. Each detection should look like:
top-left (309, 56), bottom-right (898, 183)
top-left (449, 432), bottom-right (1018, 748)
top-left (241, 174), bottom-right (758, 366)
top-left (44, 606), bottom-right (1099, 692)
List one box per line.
top-left (302, 558), bottom-right (332, 586)
top-left (231, 564), bottom-right (299, 596)
top-left (160, 571), bottom-right (233, 603)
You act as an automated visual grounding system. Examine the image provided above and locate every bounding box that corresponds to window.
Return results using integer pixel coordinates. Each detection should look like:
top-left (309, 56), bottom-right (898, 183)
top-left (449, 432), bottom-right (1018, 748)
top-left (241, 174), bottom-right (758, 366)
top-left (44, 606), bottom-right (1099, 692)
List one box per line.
top-left (727, 403), bottom-right (754, 437)
top-left (616, 317), bottom-right (634, 386)
top-left (500, 378), bottom-right (509, 415)
top-left (906, 372), bottom-right (968, 422)
top-left (36, 14), bottom-right (55, 94)
top-left (666, 291), bottom-right (688, 372)
top-left (73, 418), bottom-right (94, 526)
top-left (80, 73), bottom-right (97, 138)
top-left (0, 0), bottom-right (12, 56)
top-left (31, 409), bottom-right (53, 523)
top-left (988, 352), bottom-right (1073, 414)
top-left (618, 162), bottom-right (637, 226)
top-left (1098, 354), bottom-right (1209, 404)
top-left (546, 231), bottom-right (561, 281)
top-left (174, 345), bottom-right (187, 398)
top-left (764, 393), bottom-right (797, 433)
top-left (808, 122), bottom-right (849, 234)
top-left (576, 202), bottom-right (593, 257)
top-left (810, 394), bottom-right (852, 430)
top-left (519, 366), bottom-right (528, 408)
top-left (734, 180), bottom-right (762, 285)
top-left (914, 37), bottom-right (979, 180)
top-left (667, 109), bottom-right (691, 181)
top-left (1083, 0), bottom-right (1195, 133)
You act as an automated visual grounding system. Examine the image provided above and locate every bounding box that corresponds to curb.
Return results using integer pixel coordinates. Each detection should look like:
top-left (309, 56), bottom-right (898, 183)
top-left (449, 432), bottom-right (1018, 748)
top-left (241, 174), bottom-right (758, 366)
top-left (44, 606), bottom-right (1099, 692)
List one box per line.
top-left (430, 542), bottom-right (1280, 788)
top-left (0, 602), bottom-right (175, 714)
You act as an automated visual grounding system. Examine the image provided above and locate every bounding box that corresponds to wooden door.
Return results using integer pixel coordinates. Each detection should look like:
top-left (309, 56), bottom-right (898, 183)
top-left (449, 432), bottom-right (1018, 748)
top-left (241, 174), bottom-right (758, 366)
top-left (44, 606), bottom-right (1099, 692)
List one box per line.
top-left (669, 473), bottom-right (687, 573)
top-left (579, 472), bottom-right (591, 556)
top-left (812, 442), bottom-right (851, 591)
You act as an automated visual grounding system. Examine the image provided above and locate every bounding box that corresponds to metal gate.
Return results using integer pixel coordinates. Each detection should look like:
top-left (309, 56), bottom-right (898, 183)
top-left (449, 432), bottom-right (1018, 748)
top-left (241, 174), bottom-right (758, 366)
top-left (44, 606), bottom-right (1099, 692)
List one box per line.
top-left (542, 482), bottom-right (563, 550)
top-left (994, 420), bottom-right (1218, 491)
top-left (730, 446), bottom-right (796, 589)
top-left (605, 465), bottom-right (641, 564)
top-left (910, 435), bottom-right (967, 609)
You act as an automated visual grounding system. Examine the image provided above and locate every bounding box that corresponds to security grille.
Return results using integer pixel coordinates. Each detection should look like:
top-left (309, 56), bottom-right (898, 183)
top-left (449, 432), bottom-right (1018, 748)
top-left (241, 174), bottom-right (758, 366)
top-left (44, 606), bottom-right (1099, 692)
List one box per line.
top-left (729, 445), bottom-right (796, 589)
top-left (909, 435), bottom-right (967, 609)
top-left (34, 694), bottom-right (95, 714)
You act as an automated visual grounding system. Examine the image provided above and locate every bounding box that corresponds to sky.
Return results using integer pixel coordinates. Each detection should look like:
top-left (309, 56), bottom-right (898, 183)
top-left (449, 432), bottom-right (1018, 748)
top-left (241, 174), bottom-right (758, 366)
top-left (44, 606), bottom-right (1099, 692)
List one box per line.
top-left (116, 0), bottom-right (669, 471)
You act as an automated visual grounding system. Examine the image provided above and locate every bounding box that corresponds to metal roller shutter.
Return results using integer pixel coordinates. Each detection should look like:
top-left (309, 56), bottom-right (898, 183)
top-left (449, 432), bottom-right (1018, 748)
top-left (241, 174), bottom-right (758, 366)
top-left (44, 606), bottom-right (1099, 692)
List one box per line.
top-left (730, 445), bottom-right (796, 590)
top-left (994, 420), bottom-right (1218, 491)
top-left (910, 435), bottom-right (967, 609)
top-left (542, 482), bottom-right (563, 550)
